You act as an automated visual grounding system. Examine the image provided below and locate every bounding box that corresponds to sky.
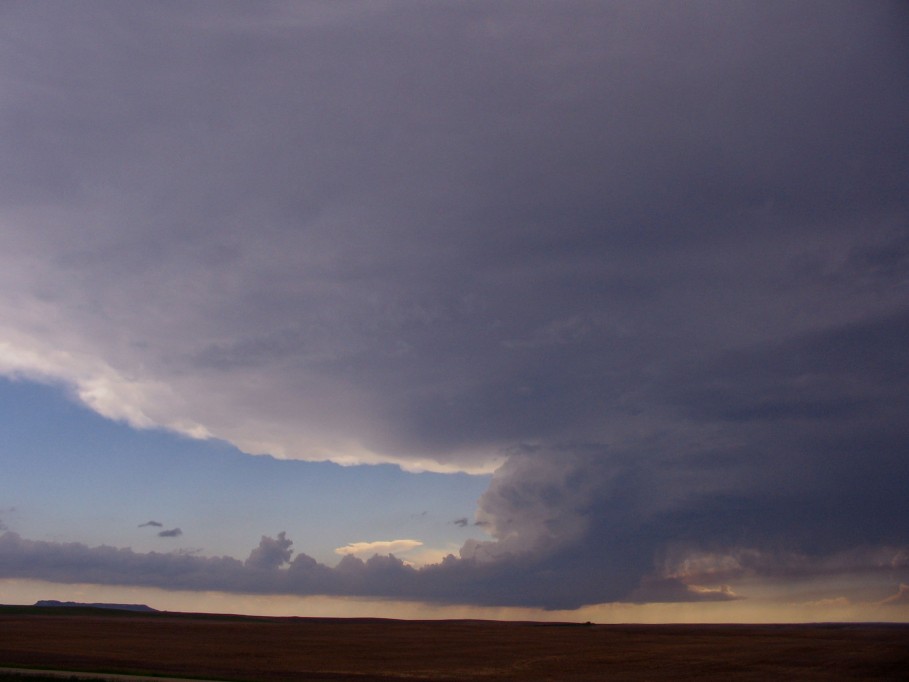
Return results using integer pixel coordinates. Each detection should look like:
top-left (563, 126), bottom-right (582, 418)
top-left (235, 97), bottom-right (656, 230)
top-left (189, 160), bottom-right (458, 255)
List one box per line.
top-left (1, 0), bottom-right (908, 622)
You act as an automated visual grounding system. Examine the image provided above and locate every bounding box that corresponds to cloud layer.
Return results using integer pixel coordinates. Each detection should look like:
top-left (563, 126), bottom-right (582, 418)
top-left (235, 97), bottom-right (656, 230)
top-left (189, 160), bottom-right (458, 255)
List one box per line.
top-left (1, 530), bottom-right (904, 609)
top-left (1, 2), bottom-right (908, 608)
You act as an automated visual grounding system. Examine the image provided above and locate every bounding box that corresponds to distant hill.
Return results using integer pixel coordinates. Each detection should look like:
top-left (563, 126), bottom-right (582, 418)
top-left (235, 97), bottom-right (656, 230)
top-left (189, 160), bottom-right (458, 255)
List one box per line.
top-left (35, 600), bottom-right (157, 612)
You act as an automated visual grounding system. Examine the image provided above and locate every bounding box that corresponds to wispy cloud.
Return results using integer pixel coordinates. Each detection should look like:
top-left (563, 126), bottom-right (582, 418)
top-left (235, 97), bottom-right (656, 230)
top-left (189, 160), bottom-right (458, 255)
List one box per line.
top-left (139, 521), bottom-right (163, 528)
top-left (157, 528), bottom-right (183, 538)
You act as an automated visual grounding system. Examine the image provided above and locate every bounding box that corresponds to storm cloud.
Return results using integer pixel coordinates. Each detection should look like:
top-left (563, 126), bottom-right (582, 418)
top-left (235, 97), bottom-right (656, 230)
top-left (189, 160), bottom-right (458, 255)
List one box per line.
top-left (0, 1), bottom-right (907, 608)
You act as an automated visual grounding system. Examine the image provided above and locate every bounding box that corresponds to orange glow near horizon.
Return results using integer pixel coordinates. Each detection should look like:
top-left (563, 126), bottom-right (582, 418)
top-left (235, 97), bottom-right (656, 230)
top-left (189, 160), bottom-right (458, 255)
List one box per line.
top-left (2, 578), bottom-right (907, 625)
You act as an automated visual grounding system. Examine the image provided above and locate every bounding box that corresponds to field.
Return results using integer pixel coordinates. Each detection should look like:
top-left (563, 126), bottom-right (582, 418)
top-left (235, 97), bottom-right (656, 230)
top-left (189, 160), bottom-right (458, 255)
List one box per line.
top-left (1, 606), bottom-right (907, 681)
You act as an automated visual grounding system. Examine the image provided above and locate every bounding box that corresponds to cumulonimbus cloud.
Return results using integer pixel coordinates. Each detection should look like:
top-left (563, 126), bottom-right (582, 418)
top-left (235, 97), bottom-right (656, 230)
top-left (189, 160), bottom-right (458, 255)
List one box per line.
top-left (0, 1), bottom-right (903, 477)
top-left (0, 1), bottom-right (907, 608)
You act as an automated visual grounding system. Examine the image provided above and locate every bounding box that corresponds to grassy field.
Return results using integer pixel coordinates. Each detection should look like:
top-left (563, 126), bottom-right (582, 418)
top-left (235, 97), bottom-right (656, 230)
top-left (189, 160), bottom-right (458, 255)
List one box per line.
top-left (0, 673), bottom-right (95, 682)
top-left (1, 606), bottom-right (907, 681)
top-left (1, 677), bottom-right (93, 681)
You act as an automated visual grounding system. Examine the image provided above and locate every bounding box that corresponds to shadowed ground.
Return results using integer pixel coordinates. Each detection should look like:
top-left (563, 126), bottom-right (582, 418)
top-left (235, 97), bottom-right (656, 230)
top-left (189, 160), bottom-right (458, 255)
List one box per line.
top-left (1, 607), bottom-right (907, 681)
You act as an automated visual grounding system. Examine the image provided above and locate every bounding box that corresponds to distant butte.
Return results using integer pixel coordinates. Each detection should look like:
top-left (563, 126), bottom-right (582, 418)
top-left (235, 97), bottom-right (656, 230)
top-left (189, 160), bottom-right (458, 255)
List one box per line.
top-left (34, 600), bottom-right (157, 612)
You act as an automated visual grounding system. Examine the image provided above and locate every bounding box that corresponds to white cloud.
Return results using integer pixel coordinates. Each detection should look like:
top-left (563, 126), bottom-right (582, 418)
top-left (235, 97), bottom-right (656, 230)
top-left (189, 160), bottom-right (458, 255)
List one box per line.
top-left (334, 540), bottom-right (423, 558)
top-left (687, 584), bottom-right (739, 599)
top-left (0, 336), bottom-right (211, 440)
top-left (801, 596), bottom-right (851, 609)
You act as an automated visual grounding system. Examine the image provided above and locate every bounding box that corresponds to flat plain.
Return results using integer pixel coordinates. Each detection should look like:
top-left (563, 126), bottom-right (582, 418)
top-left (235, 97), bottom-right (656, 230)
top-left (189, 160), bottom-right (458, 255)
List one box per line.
top-left (1, 606), bottom-right (907, 681)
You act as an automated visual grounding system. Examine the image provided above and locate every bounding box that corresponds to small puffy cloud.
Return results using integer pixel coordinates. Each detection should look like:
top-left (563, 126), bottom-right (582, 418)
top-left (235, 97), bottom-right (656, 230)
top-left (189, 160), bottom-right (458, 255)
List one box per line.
top-left (335, 540), bottom-right (423, 558)
top-left (139, 521), bottom-right (163, 528)
top-left (158, 528), bottom-right (182, 538)
top-left (245, 532), bottom-right (293, 570)
top-left (452, 518), bottom-right (469, 528)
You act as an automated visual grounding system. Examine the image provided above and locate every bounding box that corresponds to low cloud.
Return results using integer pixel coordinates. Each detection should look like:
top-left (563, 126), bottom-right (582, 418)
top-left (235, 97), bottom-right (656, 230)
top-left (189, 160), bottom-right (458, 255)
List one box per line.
top-left (452, 518), bottom-right (469, 528)
top-left (139, 521), bottom-right (163, 528)
top-left (661, 546), bottom-right (909, 585)
top-left (0, 531), bottom-right (424, 598)
top-left (802, 596), bottom-right (851, 609)
top-left (2, 530), bottom-right (905, 609)
top-left (335, 540), bottom-right (423, 558)
top-left (158, 528), bottom-right (183, 538)
top-left (880, 584), bottom-right (909, 606)
top-left (627, 578), bottom-right (740, 604)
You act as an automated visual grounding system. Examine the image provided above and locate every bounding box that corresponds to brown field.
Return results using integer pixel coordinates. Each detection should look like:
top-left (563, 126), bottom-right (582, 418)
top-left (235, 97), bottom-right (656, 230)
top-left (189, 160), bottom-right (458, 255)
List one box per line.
top-left (1, 607), bottom-right (907, 681)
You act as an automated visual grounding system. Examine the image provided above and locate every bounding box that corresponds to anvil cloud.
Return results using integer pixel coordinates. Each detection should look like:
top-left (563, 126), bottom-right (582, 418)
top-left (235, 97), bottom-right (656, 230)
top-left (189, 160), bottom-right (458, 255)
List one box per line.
top-left (1, 1), bottom-right (908, 610)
